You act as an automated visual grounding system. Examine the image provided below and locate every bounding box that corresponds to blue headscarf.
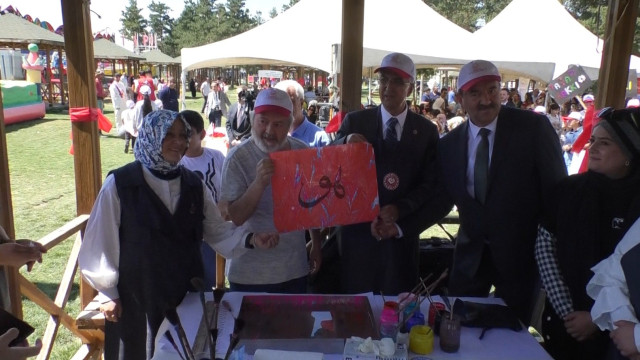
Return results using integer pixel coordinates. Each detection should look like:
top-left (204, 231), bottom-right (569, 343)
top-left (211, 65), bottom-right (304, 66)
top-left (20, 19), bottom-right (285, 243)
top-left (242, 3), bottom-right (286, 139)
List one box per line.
top-left (134, 110), bottom-right (191, 175)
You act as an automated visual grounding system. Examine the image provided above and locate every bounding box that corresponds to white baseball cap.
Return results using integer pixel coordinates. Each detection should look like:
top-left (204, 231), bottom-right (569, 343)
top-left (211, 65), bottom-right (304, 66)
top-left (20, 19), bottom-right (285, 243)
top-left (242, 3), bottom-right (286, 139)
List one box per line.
top-left (254, 88), bottom-right (293, 116)
top-left (375, 52), bottom-right (416, 81)
top-left (583, 94), bottom-right (595, 102)
top-left (140, 85), bottom-right (152, 96)
top-left (627, 98), bottom-right (640, 108)
top-left (568, 111), bottom-right (583, 121)
top-left (458, 60), bottom-right (501, 91)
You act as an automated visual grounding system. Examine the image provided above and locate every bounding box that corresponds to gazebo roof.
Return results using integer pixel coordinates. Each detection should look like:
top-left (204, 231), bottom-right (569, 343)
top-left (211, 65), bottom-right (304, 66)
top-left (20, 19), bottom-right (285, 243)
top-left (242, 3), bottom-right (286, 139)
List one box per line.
top-left (93, 38), bottom-right (144, 60)
top-left (0, 12), bottom-right (64, 47)
top-left (141, 49), bottom-right (179, 65)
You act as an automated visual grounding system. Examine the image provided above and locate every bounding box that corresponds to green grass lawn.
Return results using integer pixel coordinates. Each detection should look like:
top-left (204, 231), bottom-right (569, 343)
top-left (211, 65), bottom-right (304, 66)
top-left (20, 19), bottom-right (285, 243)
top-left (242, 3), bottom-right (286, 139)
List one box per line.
top-left (5, 90), bottom-right (456, 359)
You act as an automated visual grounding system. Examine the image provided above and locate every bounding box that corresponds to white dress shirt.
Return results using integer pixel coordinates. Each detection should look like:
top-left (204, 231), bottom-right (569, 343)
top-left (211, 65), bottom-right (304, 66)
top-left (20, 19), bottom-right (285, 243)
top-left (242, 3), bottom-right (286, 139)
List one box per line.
top-left (588, 216), bottom-right (640, 353)
top-left (380, 104), bottom-right (408, 141)
top-left (78, 165), bottom-right (249, 302)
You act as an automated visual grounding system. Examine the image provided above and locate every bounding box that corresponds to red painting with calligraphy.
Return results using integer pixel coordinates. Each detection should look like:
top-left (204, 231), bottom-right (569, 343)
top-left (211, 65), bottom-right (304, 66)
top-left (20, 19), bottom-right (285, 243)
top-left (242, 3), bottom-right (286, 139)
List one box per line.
top-left (269, 143), bottom-right (379, 232)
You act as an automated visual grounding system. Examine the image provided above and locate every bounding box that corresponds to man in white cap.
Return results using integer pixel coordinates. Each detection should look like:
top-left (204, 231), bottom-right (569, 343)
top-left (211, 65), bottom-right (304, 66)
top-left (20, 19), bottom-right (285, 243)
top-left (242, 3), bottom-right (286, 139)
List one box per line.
top-left (561, 111), bottom-right (584, 171)
top-left (333, 52), bottom-right (441, 295)
top-left (219, 88), bottom-right (322, 293)
top-left (431, 59), bottom-right (566, 324)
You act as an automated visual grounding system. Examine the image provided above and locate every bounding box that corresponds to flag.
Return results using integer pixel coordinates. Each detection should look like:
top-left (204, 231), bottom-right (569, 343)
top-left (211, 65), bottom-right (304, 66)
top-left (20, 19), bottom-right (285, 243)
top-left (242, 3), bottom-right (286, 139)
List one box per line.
top-left (571, 104), bottom-right (598, 173)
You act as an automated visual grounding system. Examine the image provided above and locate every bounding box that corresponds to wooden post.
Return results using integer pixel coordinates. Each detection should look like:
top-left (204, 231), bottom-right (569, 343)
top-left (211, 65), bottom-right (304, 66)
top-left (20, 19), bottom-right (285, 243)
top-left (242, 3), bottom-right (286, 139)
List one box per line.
top-left (0, 73), bottom-right (22, 317)
top-left (57, 47), bottom-right (65, 105)
top-left (46, 48), bottom-right (54, 107)
top-left (339, 0), bottom-right (364, 113)
top-left (61, 0), bottom-right (103, 309)
top-left (596, 0), bottom-right (639, 109)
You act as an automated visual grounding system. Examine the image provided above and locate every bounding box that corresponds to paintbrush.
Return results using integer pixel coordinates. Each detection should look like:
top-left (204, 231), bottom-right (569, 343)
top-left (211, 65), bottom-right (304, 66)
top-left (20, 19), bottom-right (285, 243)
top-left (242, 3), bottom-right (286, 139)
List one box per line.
top-left (425, 268), bottom-right (449, 294)
top-left (211, 288), bottom-right (225, 330)
top-left (209, 287), bottom-right (225, 358)
top-left (164, 330), bottom-right (186, 360)
top-left (221, 300), bottom-right (236, 320)
top-left (165, 308), bottom-right (196, 360)
top-left (191, 277), bottom-right (214, 360)
top-left (398, 283), bottom-right (433, 330)
top-left (222, 318), bottom-right (245, 360)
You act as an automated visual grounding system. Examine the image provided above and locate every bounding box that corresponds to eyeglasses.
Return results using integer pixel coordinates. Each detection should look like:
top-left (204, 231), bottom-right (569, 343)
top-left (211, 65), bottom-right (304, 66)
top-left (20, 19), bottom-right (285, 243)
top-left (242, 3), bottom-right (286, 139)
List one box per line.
top-left (379, 76), bottom-right (410, 87)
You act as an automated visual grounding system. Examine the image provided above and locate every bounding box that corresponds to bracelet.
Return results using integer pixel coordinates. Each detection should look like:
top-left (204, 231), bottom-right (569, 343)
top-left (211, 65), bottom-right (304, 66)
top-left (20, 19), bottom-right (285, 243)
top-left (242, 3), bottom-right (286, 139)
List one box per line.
top-left (244, 233), bottom-right (255, 249)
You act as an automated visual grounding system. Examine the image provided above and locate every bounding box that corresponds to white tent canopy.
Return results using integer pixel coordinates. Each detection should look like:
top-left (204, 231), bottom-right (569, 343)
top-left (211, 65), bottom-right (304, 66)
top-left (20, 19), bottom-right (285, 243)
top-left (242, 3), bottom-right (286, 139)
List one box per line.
top-left (180, 0), bottom-right (473, 73)
top-left (470, 0), bottom-right (640, 82)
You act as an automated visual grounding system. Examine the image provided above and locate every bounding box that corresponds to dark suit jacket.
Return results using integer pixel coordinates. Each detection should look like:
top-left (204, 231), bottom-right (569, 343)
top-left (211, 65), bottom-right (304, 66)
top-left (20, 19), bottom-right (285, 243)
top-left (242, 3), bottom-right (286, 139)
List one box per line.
top-left (332, 106), bottom-right (440, 294)
top-left (226, 103), bottom-right (251, 142)
top-left (436, 106), bottom-right (566, 323)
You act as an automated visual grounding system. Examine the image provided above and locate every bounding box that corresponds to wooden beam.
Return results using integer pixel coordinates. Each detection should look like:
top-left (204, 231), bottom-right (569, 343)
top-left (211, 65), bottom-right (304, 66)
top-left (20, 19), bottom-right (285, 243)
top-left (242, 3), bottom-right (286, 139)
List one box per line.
top-left (339, 0), bottom-right (364, 113)
top-left (61, 0), bottom-right (102, 309)
top-left (597, 0), bottom-right (639, 109)
top-left (37, 214), bottom-right (88, 251)
top-left (0, 64), bottom-right (22, 317)
top-left (18, 274), bottom-right (96, 344)
top-left (37, 233), bottom-right (84, 360)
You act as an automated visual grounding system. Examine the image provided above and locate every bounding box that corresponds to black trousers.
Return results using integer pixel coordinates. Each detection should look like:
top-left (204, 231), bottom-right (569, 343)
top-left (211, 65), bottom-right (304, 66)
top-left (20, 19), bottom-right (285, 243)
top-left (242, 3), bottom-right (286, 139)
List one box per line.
top-left (209, 109), bottom-right (222, 128)
top-left (201, 93), bottom-right (208, 113)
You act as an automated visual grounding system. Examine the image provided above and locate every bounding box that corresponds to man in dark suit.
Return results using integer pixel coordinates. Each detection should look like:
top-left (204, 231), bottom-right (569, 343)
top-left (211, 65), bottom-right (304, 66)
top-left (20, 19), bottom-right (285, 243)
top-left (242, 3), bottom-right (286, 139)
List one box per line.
top-left (333, 53), bottom-right (441, 295)
top-left (226, 88), bottom-right (252, 148)
top-left (435, 60), bottom-right (566, 324)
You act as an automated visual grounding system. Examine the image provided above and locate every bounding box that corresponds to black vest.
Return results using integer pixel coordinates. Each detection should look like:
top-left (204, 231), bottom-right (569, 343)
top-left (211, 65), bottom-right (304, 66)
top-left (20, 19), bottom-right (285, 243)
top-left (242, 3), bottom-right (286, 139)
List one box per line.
top-left (106, 162), bottom-right (204, 359)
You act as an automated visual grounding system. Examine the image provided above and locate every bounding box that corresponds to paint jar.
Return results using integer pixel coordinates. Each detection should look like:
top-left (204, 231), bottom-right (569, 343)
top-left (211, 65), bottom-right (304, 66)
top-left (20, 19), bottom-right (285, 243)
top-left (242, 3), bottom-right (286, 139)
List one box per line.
top-left (439, 314), bottom-right (461, 353)
top-left (409, 325), bottom-right (434, 355)
top-left (428, 302), bottom-right (446, 327)
top-left (380, 301), bottom-right (399, 339)
top-left (406, 311), bottom-right (426, 332)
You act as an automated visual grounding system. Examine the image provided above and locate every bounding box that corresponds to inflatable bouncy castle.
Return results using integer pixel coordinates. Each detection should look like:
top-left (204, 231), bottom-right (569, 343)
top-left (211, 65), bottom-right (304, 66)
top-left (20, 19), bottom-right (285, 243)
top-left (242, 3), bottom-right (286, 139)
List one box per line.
top-left (0, 80), bottom-right (45, 124)
top-left (0, 43), bottom-right (46, 124)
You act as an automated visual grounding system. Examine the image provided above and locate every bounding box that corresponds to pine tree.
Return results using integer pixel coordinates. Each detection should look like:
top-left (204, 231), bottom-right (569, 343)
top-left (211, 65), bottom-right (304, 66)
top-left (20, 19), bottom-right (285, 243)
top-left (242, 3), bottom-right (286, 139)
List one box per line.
top-left (120, 0), bottom-right (147, 39)
top-left (148, 1), bottom-right (173, 38)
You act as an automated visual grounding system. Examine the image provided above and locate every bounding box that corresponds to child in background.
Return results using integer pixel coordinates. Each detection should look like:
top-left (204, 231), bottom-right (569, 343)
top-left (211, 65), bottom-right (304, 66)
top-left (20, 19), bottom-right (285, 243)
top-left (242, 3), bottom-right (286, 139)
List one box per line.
top-left (179, 110), bottom-right (227, 288)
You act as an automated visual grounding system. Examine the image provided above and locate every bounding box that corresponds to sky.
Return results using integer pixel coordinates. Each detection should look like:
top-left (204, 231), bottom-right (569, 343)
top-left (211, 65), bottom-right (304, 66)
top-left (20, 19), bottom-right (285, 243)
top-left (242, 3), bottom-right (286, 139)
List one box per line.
top-left (13, 0), bottom-right (288, 35)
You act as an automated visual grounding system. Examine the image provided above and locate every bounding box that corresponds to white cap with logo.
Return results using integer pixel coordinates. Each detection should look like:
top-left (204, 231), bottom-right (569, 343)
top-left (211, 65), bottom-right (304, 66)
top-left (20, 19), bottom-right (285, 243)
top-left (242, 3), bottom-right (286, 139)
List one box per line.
top-left (254, 88), bottom-right (293, 116)
top-left (458, 60), bottom-right (501, 91)
top-left (375, 52), bottom-right (416, 82)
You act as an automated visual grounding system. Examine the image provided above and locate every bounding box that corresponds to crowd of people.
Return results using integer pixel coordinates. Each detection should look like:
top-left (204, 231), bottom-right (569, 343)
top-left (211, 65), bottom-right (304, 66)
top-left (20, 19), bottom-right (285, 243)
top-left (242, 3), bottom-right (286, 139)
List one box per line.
top-left (63, 54), bottom-right (640, 360)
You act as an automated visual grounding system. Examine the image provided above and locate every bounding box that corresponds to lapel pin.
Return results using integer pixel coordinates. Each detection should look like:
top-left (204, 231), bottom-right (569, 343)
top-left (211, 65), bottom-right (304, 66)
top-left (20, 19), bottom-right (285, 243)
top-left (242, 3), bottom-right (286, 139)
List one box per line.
top-left (413, 130), bottom-right (418, 135)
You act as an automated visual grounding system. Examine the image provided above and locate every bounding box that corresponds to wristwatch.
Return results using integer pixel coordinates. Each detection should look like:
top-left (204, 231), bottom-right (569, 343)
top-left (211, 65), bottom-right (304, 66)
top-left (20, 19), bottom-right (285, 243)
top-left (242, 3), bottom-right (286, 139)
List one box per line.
top-left (244, 233), bottom-right (255, 249)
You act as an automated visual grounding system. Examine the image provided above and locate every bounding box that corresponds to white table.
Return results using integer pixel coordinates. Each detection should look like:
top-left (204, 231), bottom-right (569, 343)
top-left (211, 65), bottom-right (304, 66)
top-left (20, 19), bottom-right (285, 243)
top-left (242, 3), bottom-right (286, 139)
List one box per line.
top-left (152, 292), bottom-right (552, 360)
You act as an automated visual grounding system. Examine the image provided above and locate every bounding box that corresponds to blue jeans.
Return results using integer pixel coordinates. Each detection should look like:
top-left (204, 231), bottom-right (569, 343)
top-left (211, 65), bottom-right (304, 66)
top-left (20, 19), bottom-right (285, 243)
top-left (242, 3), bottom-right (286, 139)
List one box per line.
top-left (230, 275), bottom-right (308, 294)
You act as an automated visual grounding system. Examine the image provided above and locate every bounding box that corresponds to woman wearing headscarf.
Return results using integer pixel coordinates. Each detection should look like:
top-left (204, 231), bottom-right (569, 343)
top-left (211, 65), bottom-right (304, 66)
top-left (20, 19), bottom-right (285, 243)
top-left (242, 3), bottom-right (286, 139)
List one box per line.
top-left (536, 107), bottom-right (640, 360)
top-left (79, 110), bottom-right (277, 360)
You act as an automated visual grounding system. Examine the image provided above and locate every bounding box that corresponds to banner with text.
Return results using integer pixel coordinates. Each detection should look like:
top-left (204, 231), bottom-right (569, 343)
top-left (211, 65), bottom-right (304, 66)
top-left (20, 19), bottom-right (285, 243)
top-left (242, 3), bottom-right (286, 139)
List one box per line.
top-left (547, 65), bottom-right (593, 104)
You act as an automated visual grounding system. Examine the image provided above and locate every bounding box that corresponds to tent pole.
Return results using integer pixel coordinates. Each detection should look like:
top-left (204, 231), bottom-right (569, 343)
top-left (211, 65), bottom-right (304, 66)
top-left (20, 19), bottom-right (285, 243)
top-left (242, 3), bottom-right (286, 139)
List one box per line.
top-left (339, 0), bottom-right (364, 113)
top-left (596, 0), bottom-right (638, 109)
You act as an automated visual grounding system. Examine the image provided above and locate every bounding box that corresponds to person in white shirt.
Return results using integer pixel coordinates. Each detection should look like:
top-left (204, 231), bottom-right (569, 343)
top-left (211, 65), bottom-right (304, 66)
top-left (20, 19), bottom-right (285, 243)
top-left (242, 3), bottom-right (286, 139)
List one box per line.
top-left (109, 73), bottom-right (127, 136)
top-left (200, 77), bottom-right (211, 113)
top-left (588, 216), bottom-right (640, 360)
top-left (205, 82), bottom-right (231, 128)
top-left (78, 110), bottom-right (278, 359)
